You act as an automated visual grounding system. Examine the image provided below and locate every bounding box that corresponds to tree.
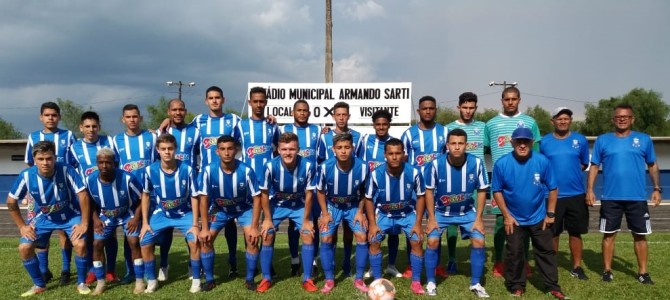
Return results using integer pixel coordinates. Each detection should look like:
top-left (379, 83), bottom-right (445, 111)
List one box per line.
top-left (580, 88), bottom-right (670, 136)
top-left (0, 117), bottom-right (23, 139)
top-left (476, 108), bottom-right (499, 123)
top-left (56, 98), bottom-right (109, 138)
top-left (525, 105), bottom-right (552, 136)
top-left (145, 97), bottom-right (197, 130)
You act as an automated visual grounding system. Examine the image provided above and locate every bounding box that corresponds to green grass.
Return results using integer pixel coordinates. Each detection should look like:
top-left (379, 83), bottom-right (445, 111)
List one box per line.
top-left (0, 233), bottom-right (668, 299)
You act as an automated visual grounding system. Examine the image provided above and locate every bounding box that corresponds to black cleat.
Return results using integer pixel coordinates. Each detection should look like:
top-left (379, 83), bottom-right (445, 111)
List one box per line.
top-left (290, 263), bottom-right (301, 276)
top-left (59, 271), bottom-right (71, 286)
top-left (637, 273), bottom-right (654, 284)
top-left (42, 270), bottom-right (53, 283)
top-left (601, 270), bottom-right (613, 282)
top-left (228, 268), bottom-right (239, 278)
top-left (245, 280), bottom-right (257, 291)
top-left (569, 267), bottom-right (588, 280)
top-left (201, 280), bottom-right (216, 291)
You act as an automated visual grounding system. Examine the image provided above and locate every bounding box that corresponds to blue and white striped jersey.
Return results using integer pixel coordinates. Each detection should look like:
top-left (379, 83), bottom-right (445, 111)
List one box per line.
top-left (198, 160), bottom-right (260, 214)
top-left (424, 154), bottom-right (489, 216)
top-left (356, 134), bottom-right (393, 171)
top-left (365, 163), bottom-right (425, 218)
top-left (192, 113), bottom-right (241, 168)
top-left (143, 160), bottom-right (198, 218)
top-left (280, 123), bottom-right (321, 163)
top-left (25, 129), bottom-right (76, 166)
top-left (260, 156), bottom-right (316, 208)
top-left (9, 162), bottom-right (85, 222)
top-left (70, 136), bottom-right (116, 177)
top-left (314, 157), bottom-right (368, 209)
top-left (85, 169), bottom-right (142, 226)
top-left (114, 130), bottom-right (156, 181)
top-left (235, 118), bottom-right (278, 181)
top-left (157, 124), bottom-right (200, 170)
top-left (401, 124), bottom-right (448, 168)
top-left (317, 129), bottom-right (361, 162)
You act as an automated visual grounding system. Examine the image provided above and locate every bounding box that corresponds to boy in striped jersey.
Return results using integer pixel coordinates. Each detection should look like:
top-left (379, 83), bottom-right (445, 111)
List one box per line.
top-left (86, 148), bottom-right (145, 295)
top-left (365, 138), bottom-right (427, 295)
top-left (281, 100), bottom-right (321, 276)
top-left (357, 109), bottom-right (402, 278)
top-left (7, 141), bottom-right (92, 296)
top-left (445, 92), bottom-right (486, 275)
top-left (423, 129), bottom-right (489, 297)
top-left (24, 101), bottom-right (76, 285)
top-left (138, 134), bottom-right (201, 293)
top-left (257, 132), bottom-right (318, 293)
top-left (235, 86), bottom-right (278, 179)
top-left (315, 133), bottom-right (369, 293)
top-left (198, 135), bottom-right (262, 291)
top-left (484, 87), bottom-right (541, 277)
top-left (113, 104), bottom-right (156, 284)
top-left (400, 95), bottom-right (448, 278)
top-left (69, 111), bottom-right (119, 285)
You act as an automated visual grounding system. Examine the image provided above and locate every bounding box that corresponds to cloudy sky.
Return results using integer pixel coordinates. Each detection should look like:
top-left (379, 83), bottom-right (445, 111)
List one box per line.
top-left (1, 0), bottom-right (668, 134)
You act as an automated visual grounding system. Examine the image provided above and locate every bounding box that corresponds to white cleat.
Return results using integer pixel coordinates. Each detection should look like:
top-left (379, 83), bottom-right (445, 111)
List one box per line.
top-left (426, 281), bottom-right (437, 296)
top-left (144, 280), bottom-right (158, 293)
top-left (158, 266), bottom-right (169, 281)
top-left (470, 283), bottom-right (490, 298)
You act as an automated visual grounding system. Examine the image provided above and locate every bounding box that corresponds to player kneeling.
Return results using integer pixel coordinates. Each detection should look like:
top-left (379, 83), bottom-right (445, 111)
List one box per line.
top-left (315, 133), bottom-right (369, 293)
top-left (198, 136), bottom-right (262, 291)
top-left (424, 129), bottom-right (489, 297)
top-left (87, 148), bottom-right (145, 295)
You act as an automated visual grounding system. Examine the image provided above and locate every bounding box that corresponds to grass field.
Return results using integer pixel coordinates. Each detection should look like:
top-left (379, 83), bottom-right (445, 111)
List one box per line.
top-left (0, 233), bottom-right (667, 299)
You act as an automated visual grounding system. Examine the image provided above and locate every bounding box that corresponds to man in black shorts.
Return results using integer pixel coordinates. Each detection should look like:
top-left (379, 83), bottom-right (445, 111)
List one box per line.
top-left (540, 107), bottom-right (590, 280)
top-left (586, 104), bottom-right (662, 284)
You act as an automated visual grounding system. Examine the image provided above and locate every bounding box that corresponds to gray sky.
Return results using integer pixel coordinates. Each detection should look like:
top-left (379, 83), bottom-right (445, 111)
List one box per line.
top-left (1, 0), bottom-right (668, 134)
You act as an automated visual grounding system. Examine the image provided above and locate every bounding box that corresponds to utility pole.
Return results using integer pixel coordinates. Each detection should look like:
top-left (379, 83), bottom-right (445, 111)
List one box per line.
top-left (325, 0), bottom-right (333, 83)
top-left (488, 81), bottom-right (518, 89)
top-left (166, 81), bottom-right (196, 99)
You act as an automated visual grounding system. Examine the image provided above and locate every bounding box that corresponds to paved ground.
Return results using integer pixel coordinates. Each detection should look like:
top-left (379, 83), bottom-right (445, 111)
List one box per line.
top-left (1, 204), bottom-right (669, 237)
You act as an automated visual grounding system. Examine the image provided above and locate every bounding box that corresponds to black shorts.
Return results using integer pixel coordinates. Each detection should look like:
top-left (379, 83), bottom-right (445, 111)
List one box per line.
top-left (552, 194), bottom-right (589, 236)
top-left (599, 200), bottom-right (651, 235)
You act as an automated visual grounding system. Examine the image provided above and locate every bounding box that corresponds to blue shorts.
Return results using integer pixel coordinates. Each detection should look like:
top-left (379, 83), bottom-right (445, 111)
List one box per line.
top-left (20, 216), bottom-right (85, 247)
top-left (271, 206), bottom-right (307, 232)
top-left (427, 211), bottom-right (484, 241)
top-left (94, 215), bottom-right (140, 240)
top-left (370, 212), bottom-right (420, 243)
top-left (209, 209), bottom-right (253, 232)
top-left (140, 212), bottom-right (197, 246)
top-left (320, 204), bottom-right (366, 237)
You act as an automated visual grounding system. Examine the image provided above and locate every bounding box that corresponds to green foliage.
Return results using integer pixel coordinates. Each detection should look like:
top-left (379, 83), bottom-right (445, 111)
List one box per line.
top-left (524, 105), bottom-right (552, 136)
top-left (145, 97), bottom-right (197, 130)
top-left (55, 98), bottom-right (109, 138)
top-left (435, 108), bottom-right (499, 125)
top-left (581, 88), bottom-right (670, 136)
top-left (476, 108), bottom-right (499, 123)
top-left (0, 116), bottom-right (23, 139)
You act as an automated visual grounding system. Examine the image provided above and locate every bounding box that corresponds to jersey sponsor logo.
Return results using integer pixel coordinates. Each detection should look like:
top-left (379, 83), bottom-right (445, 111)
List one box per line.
top-left (379, 202), bottom-right (406, 212)
top-left (202, 137), bottom-right (218, 149)
top-left (247, 145), bottom-right (270, 158)
top-left (466, 142), bottom-right (483, 151)
top-left (84, 167), bottom-right (98, 176)
top-left (367, 160), bottom-right (384, 171)
top-left (161, 198), bottom-right (185, 210)
top-left (274, 192), bottom-right (304, 201)
top-left (298, 149), bottom-right (313, 157)
top-left (101, 206), bottom-right (127, 218)
top-left (415, 153), bottom-right (438, 166)
top-left (175, 153), bottom-right (190, 161)
top-left (496, 135), bottom-right (512, 147)
top-left (39, 201), bottom-right (67, 214)
top-left (122, 160), bottom-right (149, 172)
top-left (330, 195), bottom-right (358, 204)
top-left (439, 193), bottom-right (466, 206)
top-left (215, 198), bottom-right (243, 207)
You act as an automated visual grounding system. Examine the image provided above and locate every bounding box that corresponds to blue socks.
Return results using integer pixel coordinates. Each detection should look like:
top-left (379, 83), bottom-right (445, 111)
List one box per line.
top-left (190, 259), bottom-right (202, 280)
top-left (201, 250), bottom-right (215, 281)
top-left (93, 261), bottom-right (105, 280)
top-left (301, 243), bottom-right (315, 281)
top-left (144, 259), bottom-right (156, 280)
top-left (370, 252), bottom-right (383, 279)
top-left (23, 256), bottom-right (46, 288)
top-left (471, 247), bottom-right (485, 285)
top-left (425, 246), bottom-right (438, 283)
top-left (410, 253), bottom-right (424, 282)
top-left (260, 245), bottom-right (274, 281)
top-left (245, 252), bottom-right (259, 281)
top-left (75, 255), bottom-right (88, 284)
top-left (36, 250), bottom-right (49, 274)
top-left (355, 243), bottom-right (368, 280)
top-left (133, 259), bottom-right (144, 280)
top-left (319, 242), bottom-right (334, 280)
top-left (62, 247), bottom-right (72, 272)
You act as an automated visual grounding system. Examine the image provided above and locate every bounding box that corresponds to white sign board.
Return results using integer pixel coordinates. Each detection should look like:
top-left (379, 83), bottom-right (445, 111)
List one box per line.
top-left (247, 82), bottom-right (412, 124)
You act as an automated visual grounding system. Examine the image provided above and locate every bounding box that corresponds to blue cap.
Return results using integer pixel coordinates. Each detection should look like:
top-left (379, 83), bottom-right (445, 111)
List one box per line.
top-left (511, 127), bottom-right (534, 140)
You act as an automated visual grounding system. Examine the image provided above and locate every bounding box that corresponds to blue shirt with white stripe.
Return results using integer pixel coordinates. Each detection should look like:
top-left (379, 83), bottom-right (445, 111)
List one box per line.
top-left (424, 154), bottom-right (489, 216)
top-left (235, 118), bottom-right (278, 181)
top-left (25, 129), bottom-right (77, 166)
top-left (280, 123), bottom-right (321, 163)
top-left (85, 169), bottom-right (142, 226)
top-left (317, 129), bottom-right (361, 162)
top-left (143, 160), bottom-right (198, 218)
top-left (260, 155), bottom-right (316, 208)
top-left (70, 136), bottom-right (116, 177)
top-left (157, 124), bottom-right (200, 170)
top-left (315, 157), bottom-right (368, 209)
top-left (401, 124), bottom-right (448, 168)
top-left (9, 162), bottom-right (85, 222)
top-left (198, 160), bottom-right (260, 214)
top-left (114, 130), bottom-right (157, 181)
top-left (192, 113), bottom-right (241, 167)
top-left (357, 134), bottom-right (393, 171)
top-left (365, 163), bottom-right (425, 218)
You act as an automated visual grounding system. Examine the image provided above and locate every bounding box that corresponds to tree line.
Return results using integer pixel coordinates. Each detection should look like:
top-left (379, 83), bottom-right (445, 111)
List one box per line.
top-left (1, 88), bottom-right (669, 139)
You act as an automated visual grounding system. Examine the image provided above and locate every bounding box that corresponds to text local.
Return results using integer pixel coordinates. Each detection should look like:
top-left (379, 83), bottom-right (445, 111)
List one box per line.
top-left (265, 87), bottom-right (410, 100)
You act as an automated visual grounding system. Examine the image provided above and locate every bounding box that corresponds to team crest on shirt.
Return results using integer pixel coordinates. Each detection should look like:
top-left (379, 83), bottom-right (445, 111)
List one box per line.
top-left (473, 127), bottom-right (481, 136)
top-left (60, 140), bottom-right (66, 145)
top-left (120, 190), bottom-right (126, 197)
top-left (632, 137), bottom-right (641, 148)
top-left (188, 137), bottom-right (192, 143)
top-left (516, 121), bottom-right (525, 128)
top-left (533, 172), bottom-right (541, 185)
top-left (312, 133), bottom-right (317, 140)
top-left (406, 183), bottom-right (411, 190)
top-left (181, 179), bottom-right (186, 188)
top-left (468, 174), bottom-right (475, 183)
top-left (226, 120), bottom-right (231, 126)
top-left (58, 183), bottom-right (64, 189)
top-left (239, 182), bottom-right (245, 189)
top-left (145, 142), bottom-right (151, 150)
